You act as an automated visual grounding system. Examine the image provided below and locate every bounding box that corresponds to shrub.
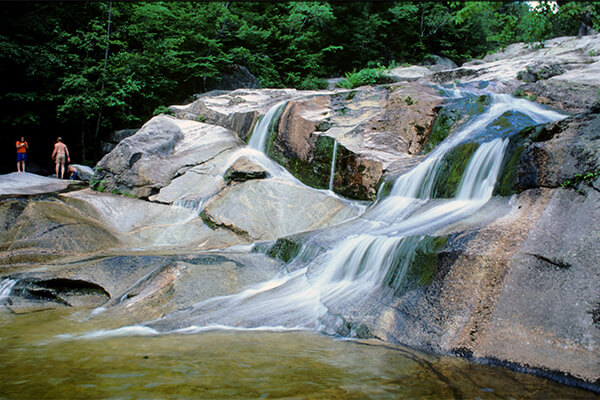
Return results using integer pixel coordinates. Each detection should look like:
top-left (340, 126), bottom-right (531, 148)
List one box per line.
top-left (152, 106), bottom-right (175, 116)
top-left (297, 75), bottom-right (329, 90)
top-left (336, 66), bottom-right (389, 89)
top-left (90, 178), bottom-right (106, 192)
top-left (561, 170), bottom-right (600, 189)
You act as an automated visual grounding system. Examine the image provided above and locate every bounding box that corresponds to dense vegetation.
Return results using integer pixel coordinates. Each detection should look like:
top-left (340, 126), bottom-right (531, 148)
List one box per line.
top-left (0, 1), bottom-right (598, 172)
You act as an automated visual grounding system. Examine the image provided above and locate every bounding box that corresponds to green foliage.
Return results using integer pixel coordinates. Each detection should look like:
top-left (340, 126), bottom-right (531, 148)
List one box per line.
top-left (90, 178), bottom-right (106, 192)
top-left (336, 66), bottom-right (388, 89)
top-left (561, 170), bottom-right (600, 189)
top-left (296, 75), bottom-right (328, 90)
top-left (152, 106), bottom-right (175, 116)
top-left (1, 1), bottom-right (597, 172)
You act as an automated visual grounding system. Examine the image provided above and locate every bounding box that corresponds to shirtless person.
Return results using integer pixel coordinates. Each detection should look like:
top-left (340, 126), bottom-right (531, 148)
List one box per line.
top-left (51, 137), bottom-right (70, 179)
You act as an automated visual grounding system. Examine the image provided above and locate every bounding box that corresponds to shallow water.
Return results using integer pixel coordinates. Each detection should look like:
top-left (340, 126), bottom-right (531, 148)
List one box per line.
top-left (0, 309), bottom-right (595, 399)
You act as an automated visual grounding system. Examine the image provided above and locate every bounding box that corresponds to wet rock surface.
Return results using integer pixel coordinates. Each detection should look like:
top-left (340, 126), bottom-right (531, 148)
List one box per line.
top-left (427, 34), bottom-right (600, 114)
top-left (498, 107), bottom-right (600, 194)
top-left (345, 187), bottom-right (600, 384)
top-left (3, 252), bottom-right (282, 322)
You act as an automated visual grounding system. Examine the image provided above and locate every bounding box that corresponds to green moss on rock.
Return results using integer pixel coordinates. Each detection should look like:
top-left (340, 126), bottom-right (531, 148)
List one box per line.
top-left (422, 95), bottom-right (492, 154)
top-left (431, 142), bottom-right (479, 198)
top-left (383, 235), bottom-right (448, 295)
top-left (265, 238), bottom-right (303, 263)
top-left (269, 134), bottom-right (335, 190)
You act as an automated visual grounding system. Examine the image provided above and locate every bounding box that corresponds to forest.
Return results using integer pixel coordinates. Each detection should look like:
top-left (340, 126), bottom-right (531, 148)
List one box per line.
top-left (0, 1), bottom-right (598, 172)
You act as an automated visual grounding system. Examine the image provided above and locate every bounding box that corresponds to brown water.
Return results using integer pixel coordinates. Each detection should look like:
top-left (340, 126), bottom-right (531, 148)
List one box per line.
top-left (0, 309), bottom-right (595, 400)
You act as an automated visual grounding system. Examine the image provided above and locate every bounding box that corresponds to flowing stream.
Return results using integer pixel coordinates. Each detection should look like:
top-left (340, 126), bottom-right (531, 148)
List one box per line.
top-left (104, 89), bottom-right (566, 334)
top-left (1, 88), bottom-right (591, 399)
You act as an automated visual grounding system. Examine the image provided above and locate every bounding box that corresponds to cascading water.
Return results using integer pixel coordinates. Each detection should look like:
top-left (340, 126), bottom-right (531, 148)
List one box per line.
top-left (0, 279), bottom-right (16, 306)
top-left (172, 101), bottom-right (294, 215)
top-left (248, 101), bottom-right (287, 152)
top-left (329, 139), bottom-right (338, 192)
top-left (88, 87), bottom-right (567, 337)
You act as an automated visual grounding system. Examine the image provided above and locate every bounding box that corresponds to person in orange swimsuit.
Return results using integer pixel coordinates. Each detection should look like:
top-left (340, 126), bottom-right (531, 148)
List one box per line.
top-left (51, 137), bottom-right (70, 179)
top-left (16, 136), bottom-right (28, 173)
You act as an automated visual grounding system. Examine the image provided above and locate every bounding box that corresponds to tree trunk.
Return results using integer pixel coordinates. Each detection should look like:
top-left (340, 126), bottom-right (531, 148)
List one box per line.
top-left (94, 1), bottom-right (112, 161)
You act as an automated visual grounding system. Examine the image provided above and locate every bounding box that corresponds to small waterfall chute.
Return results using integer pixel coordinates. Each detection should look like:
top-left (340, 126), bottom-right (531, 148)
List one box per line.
top-left (328, 139), bottom-right (338, 192)
top-left (248, 101), bottom-right (287, 152)
top-left (0, 279), bottom-right (17, 306)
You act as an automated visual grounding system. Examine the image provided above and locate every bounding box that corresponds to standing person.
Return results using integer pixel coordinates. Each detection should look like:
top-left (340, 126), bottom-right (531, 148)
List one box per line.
top-left (16, 136), bottom-right (28, 173)
top-left (51, 137), bottom-right (70, 179)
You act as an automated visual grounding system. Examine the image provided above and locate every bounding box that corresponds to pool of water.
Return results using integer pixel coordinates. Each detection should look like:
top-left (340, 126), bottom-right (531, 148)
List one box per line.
top-left (0, 309), bottom-right (595, 399)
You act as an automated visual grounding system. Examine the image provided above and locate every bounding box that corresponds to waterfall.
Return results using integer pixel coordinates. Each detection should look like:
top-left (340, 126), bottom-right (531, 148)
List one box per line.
top-left (0, 279), bottom-right (16, 305)
top-left (248, 101), bottom-right (287, 152)
top-left (171, 101), bottom-right (291, 215)
top-left (328, 139), bottom-right (338, 192)
top-left (129, 90), bottom-right (567, 335)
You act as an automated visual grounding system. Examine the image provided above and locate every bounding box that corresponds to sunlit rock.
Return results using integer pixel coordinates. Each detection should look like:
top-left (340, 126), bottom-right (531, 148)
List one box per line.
top-left (96, 115), bottom-right (242, 198)
top-left (202, 178), bottom-right (361, 241)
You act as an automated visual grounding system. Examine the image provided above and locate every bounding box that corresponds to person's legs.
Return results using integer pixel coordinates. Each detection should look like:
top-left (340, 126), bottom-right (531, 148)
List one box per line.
top-left (60, 162), bottom-right (65, 179)
top-left (55, 161), bottom-right (60, 178)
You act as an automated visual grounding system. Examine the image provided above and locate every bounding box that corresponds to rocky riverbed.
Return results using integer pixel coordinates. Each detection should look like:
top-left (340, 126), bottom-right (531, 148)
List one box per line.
top-left (1, 33), bottom-right (599, 392)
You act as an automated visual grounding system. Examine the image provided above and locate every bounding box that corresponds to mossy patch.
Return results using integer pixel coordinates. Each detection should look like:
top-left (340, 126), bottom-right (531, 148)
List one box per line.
top-left (200, 210), bottom-right (217, 230)
top-left (265, 238), bottom-right (303, 263)
top-left (495, 141), bottom-right (527, 196)
top-left (263, 104), bottom-right (288, 155)
top-left (269, 134), bottom-right (335, 190)
top-left (422, 95), bottom-right (491, 154)
top-left (494, 122), bottom-right (559, 196)
top-left (383, 235), bottom-right (448, 295)
top-left (422, 108), bottom-right (460, 154)
top-left (376, 178), bottom-right (395, 199)
top-left (430, 142), bottom-right (479, 198)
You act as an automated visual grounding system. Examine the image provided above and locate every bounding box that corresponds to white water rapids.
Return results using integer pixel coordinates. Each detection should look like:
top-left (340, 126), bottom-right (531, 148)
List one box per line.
top-left (75, 87), bottom-right (567, 338)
